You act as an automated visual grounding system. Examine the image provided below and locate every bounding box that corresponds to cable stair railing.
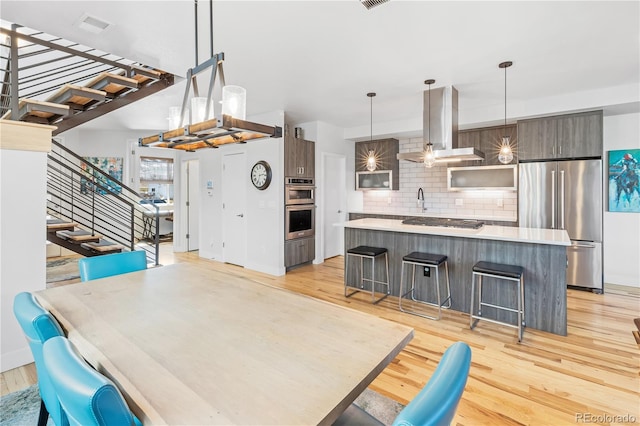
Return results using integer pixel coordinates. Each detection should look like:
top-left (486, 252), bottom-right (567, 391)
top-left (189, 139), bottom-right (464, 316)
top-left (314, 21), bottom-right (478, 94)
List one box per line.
top-left (0, 21), bottom-right (176, 134)
top-left (47, 139), bottom-right (161, 266)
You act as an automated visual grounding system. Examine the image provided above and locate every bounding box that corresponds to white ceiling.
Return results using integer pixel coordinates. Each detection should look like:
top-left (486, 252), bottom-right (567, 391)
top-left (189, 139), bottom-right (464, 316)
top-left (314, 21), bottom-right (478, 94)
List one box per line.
top-left (2, 1), bottom-right (639, 139)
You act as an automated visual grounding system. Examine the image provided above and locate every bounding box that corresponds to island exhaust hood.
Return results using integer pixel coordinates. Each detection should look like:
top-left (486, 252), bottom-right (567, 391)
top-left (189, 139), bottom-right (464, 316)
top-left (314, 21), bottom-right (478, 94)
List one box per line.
top-left (397, 86), bottom-right (485, 163)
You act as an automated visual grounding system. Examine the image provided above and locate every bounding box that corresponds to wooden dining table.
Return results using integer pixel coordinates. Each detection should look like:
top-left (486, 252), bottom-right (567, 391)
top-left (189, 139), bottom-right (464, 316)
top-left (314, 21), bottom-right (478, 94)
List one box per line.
top-left (35, 262), bottom-right (413, 425)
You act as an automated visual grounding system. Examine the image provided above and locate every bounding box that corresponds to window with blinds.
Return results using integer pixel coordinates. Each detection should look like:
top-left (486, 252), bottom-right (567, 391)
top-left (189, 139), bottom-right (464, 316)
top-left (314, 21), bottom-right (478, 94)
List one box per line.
top-left (140, 157), bottom-right (174, 182)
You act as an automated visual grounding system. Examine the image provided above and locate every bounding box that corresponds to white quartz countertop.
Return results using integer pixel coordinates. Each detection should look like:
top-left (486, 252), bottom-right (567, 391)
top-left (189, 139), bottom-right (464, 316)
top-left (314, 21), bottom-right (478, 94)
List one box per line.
top-left (338, 218), bottom-right (570, 246)
top-left (348, 210), bottom-right (518, 222)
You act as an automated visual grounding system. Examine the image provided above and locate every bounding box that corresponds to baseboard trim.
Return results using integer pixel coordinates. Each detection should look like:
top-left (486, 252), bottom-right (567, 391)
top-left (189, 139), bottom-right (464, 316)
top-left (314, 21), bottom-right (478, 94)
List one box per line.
top-left (1, 347), bottom-right (34, 373)
top-left (604, 283), bottom-right (640, 296)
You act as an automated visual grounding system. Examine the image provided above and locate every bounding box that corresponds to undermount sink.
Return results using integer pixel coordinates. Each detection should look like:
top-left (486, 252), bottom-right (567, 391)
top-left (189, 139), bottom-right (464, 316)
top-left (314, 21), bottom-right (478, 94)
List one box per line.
top-left (401, 217), bottom-right (484, 229)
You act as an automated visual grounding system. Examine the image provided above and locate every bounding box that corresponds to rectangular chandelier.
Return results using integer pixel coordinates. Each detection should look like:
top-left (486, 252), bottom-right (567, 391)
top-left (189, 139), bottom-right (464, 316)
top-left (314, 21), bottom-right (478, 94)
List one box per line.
top-left (138, 53), bottom-right (281, 151)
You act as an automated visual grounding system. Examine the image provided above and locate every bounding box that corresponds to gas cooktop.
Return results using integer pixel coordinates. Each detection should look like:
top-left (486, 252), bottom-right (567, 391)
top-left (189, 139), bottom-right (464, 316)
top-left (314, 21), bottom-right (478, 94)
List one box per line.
top-left (401, 217), bottom-right (484, 229)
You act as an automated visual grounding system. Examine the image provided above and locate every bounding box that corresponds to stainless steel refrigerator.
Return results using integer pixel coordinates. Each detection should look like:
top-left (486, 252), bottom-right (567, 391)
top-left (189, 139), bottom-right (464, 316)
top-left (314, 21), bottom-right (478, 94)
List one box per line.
top-left (519, 159), bottom-right (603, 292)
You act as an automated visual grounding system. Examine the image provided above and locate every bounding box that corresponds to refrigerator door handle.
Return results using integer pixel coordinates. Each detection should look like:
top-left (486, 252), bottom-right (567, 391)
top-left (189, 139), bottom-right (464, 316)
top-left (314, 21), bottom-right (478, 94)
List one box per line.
top-left (560, 170), bottom-right (565, 230)
top-left (571, 242), bottom-right (596, 249)
top-left (551, 170), bottom-right (556, 229)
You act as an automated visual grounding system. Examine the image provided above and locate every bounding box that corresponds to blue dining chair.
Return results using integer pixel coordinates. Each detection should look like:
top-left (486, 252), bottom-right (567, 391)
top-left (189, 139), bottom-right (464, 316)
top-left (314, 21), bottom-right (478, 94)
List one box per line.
top-left (334, 342), bottom-right (472, 426)
top-left (78, 250), bottom-right (147, 282)
top-left (13, 292), bottom-right (69, 426)
top-left (43, 336), bottom-right (142, 426)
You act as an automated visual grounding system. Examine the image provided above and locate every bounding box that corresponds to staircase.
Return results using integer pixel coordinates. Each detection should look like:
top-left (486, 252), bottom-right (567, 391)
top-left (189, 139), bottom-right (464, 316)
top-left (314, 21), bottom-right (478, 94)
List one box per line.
top-left (0, 22), bottom-right (175, 134)
top-left (47, 217), bottom-right (124, 257)
top-left (0, 21), bottom-right (176, 265)
top-left (47, 139), bottom-right (161, 265)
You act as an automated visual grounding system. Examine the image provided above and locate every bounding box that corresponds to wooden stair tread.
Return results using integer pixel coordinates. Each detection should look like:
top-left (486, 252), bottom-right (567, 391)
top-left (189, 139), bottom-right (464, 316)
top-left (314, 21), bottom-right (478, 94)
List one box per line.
top-left (1, 99), bottom-right (69, 122)
top-left (56, 229), bottom-right (101, 242)
top-left (86, 72), bottom-right (138, 95)
top-left (130, 67), bottom-right (162, 85)
top-left (81, 240), bottom-right (124, 253)
top-left (46, 84), bottom-right (107, 107)
top-left (47, 221), bottom-right (78, 231)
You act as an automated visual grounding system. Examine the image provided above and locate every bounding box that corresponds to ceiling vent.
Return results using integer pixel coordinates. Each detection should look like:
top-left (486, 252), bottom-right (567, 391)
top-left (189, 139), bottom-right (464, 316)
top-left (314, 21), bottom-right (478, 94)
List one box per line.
top-left (360, 0), bottom-right (391, 10)
top-left (75, 13), bottom-right (112, 34)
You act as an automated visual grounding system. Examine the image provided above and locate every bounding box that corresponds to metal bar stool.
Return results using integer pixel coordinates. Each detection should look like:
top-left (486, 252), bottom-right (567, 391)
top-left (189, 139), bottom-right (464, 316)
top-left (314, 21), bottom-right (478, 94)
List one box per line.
top-left (470, 261), bottom-right (525, 342)
top-left (345, 245), bottom-right (390, 304)
top-left (398, 252), bottom-right (451, 320)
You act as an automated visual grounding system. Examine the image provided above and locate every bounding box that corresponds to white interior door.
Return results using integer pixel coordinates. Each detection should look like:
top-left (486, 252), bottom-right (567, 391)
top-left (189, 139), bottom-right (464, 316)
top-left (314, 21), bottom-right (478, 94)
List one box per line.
top-left (187, 160), bottom-right (200, 251)
top-left (222, 153), bottom-right (246, 266)
top-left (323, 154), bottom-right (346, 259)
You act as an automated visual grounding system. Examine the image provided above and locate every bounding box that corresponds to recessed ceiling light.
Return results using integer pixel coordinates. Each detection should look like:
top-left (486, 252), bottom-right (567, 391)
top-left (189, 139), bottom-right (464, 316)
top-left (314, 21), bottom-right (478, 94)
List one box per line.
top-left (75, 13), bottom-right (112, 34)
top-left (360, 0), bottom-right (391, 10)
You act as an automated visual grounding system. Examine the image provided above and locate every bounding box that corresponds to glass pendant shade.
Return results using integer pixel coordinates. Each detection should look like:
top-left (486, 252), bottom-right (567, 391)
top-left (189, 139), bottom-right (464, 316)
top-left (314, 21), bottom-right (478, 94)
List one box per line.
top-left (221, 85), bottom-right (247, 120)
top-left (190, 97), bottom-right (212, 124)
top-left (498, 136), bottom-right (514, 164)
top-left (423, 143), bottom-right (436, 168)
top-left (168, 106), bottom-right (187, 129)
top-left (366, 150), bottom-right (377, 171)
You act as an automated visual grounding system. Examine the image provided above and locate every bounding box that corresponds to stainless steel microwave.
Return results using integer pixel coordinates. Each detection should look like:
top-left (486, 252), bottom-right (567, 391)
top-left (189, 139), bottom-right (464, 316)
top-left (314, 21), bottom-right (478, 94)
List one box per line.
top-left (355, 170), bottom-right (393, 191)
top-left (285, 185), bottom-right (315, 205)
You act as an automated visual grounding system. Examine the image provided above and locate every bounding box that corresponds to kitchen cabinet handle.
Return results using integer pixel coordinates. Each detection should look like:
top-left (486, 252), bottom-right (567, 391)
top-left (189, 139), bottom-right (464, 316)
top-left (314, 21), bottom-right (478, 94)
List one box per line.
top-left (338, 210), bottom-right (343, 214)
top-left (551, 170), bottom-right (556, 229)
top-left (560, 170), bottom-right (565, 230)
top-left (236, 213), bottom-right (244, 218)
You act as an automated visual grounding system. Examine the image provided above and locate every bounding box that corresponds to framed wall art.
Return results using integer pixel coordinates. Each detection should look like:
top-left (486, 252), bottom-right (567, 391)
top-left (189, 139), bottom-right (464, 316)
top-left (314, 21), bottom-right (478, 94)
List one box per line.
top-left (608, 149), bottom-right (640, 212)
top-left (81, 156), bottom-right (123, 195)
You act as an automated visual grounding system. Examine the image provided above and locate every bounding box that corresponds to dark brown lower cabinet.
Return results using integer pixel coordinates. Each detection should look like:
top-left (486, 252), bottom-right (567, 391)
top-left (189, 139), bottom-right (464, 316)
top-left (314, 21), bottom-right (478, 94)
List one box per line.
top-left (285, 237), bottom-right (315, 268)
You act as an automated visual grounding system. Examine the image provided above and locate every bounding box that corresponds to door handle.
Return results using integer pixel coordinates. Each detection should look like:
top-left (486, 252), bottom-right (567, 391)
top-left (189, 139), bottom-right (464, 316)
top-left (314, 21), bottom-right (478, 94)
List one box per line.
top-left (236, 213), bottom-right (244, 218)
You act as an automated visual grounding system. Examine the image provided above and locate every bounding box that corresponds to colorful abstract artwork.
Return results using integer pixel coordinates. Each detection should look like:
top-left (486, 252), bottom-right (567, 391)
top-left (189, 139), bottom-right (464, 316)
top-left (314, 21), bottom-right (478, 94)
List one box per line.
top-left (608, 149), bottom-right (640, 212)
top-left (81, 157), bottom-right (123, 195)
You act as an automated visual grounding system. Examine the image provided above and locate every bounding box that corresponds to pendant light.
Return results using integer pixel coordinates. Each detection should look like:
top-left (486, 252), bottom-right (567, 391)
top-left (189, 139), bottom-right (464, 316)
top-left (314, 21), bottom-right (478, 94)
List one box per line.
top-left (423, 79), bottom-right (436, 168)
top-left (365, 92), bottom-right (377, 172)
top-left (498, 61), bottom-right (514, 164)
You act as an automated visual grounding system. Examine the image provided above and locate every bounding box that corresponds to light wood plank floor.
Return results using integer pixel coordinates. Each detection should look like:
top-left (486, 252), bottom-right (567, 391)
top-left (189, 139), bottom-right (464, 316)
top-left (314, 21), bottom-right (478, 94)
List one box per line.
top-left (4, 251), bottom-right (639, 425)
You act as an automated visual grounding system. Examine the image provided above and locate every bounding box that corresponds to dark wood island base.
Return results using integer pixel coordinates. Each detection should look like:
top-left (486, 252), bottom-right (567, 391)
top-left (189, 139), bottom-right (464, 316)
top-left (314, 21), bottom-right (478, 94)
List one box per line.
top-left (343, 219), bottom-right (570, 336)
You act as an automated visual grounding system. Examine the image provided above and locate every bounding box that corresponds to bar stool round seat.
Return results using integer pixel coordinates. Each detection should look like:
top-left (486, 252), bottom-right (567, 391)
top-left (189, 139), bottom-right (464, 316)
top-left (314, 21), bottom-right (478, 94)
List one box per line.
top-left (345, 245), bottom-right (390, 304)
top-left (399, 251), bottom-right (451, 320)
top-left (470, 261), bottom-right (525, 342)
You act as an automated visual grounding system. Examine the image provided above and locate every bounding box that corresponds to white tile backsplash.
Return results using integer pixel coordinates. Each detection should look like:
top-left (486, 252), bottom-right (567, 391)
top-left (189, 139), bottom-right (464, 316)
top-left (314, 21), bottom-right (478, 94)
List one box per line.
top-left (362, 137), bottom-right (518, 220)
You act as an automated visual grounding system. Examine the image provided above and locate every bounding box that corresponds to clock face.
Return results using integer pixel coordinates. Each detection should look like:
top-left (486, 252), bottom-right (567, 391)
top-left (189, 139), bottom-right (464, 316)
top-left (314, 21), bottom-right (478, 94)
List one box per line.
top-left (251, 161), bottom-right (272, 190)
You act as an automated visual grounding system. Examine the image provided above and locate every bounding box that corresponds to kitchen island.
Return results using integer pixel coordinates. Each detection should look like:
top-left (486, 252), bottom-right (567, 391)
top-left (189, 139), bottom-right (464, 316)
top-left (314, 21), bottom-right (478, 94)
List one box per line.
top-left (341, 218), bottom-right (571, 336)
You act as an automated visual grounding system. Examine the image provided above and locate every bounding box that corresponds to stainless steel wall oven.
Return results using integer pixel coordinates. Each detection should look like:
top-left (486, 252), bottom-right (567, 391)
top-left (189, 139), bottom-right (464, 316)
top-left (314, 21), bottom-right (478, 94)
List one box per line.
top-left (285, 177), bottom-right (315, 240)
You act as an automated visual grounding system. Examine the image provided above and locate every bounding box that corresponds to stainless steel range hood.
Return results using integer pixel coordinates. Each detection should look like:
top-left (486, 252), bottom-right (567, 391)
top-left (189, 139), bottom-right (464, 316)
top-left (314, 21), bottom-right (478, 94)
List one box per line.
top-left (397, 86), bottom-right (485, 163)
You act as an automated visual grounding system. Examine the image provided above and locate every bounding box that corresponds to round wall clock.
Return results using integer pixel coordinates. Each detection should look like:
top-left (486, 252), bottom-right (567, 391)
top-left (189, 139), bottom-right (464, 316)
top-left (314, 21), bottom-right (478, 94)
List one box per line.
top-left (250, 160), bottom-right (272, 190)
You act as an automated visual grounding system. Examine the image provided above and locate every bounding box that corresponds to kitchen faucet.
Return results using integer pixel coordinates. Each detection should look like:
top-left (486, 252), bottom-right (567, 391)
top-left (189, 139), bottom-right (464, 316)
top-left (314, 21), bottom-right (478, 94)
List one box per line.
top-left (417, 188), bottom-right (426, 212)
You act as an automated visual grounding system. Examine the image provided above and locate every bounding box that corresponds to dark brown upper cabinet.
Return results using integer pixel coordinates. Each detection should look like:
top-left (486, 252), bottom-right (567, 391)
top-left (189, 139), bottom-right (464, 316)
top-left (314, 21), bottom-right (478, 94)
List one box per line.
top-left (517, 111), bottom-right (602, 161)
top-left (284, 131), bottom-right (315, 179)
top-left (457, 124), bottom-right (517, 166)
top-left (355, 138), bottom-right (399, 190)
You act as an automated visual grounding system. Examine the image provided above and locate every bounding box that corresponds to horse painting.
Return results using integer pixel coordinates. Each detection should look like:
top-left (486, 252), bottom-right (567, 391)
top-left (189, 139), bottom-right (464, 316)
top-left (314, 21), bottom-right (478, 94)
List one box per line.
top-left (615, 168), bottom-right (639, 207)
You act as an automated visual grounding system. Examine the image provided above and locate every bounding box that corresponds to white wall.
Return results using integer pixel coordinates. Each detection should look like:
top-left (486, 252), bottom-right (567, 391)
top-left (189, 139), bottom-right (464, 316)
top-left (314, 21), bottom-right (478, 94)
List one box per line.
top-left (198, 110), bottom-right (285, 275)
top-left (297, 121), bottom-right (358, 264)
top-left (1, 149), bottom-right (48, 371)
top-left (603, 112), bottom-right (640, 288)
